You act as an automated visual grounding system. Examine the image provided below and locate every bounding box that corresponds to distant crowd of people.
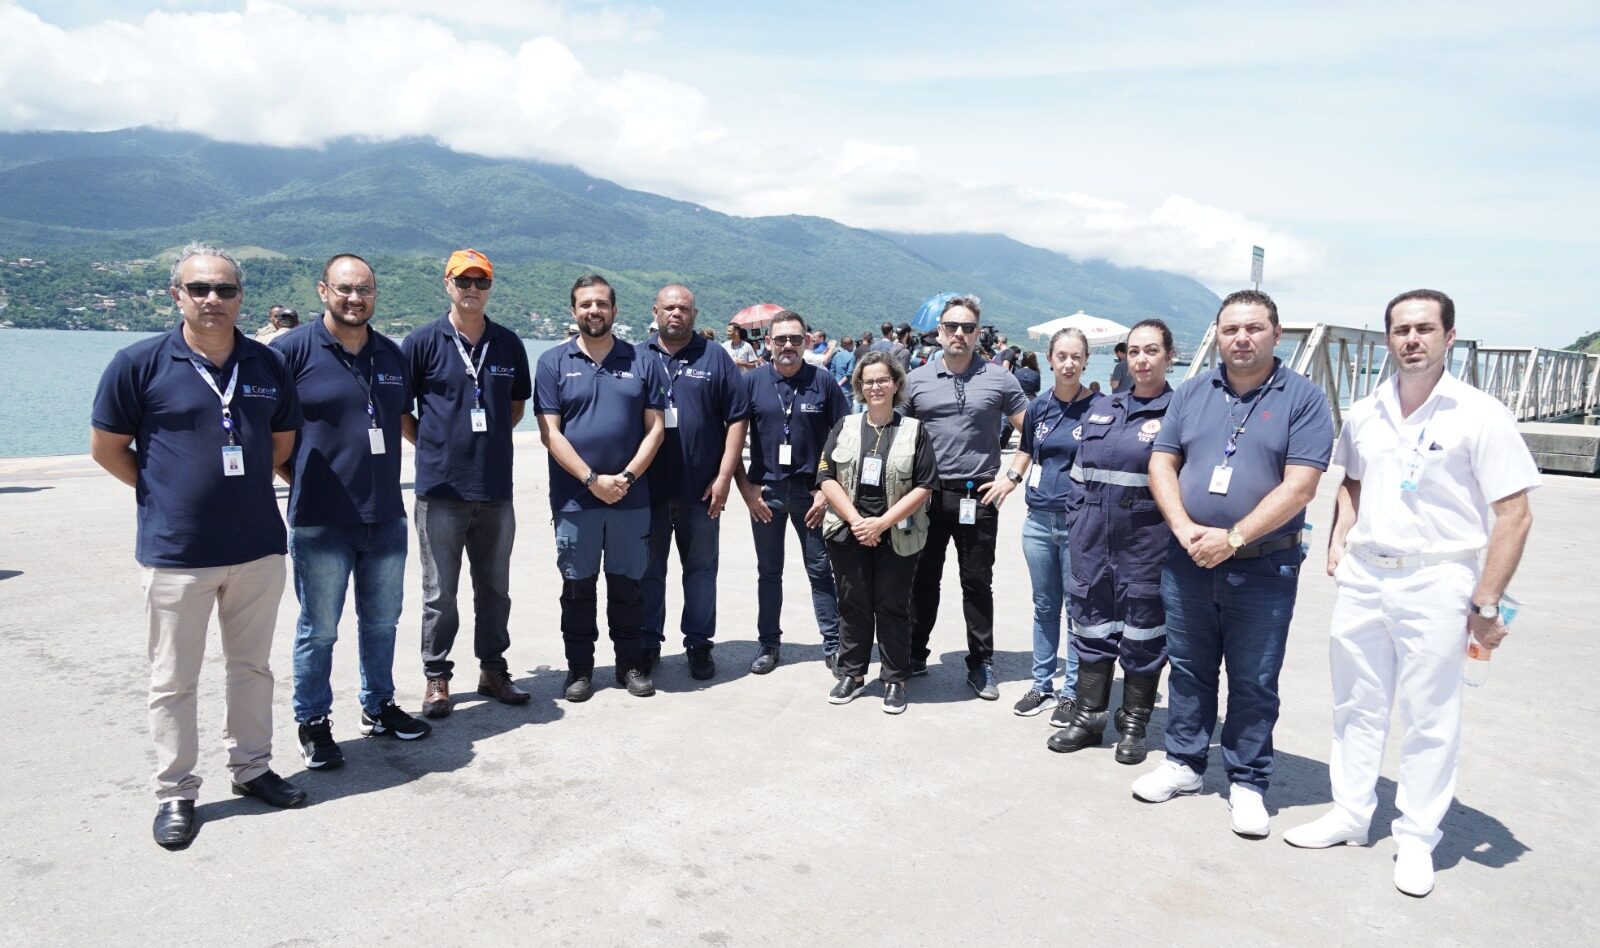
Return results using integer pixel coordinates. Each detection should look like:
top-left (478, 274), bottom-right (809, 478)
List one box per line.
top-left (92, 244), bottom-right (1538, 901)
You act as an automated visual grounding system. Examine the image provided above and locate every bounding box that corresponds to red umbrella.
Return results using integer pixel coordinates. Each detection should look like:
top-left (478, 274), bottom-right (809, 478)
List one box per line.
top-left (730, 303), bottom-right (785, 330)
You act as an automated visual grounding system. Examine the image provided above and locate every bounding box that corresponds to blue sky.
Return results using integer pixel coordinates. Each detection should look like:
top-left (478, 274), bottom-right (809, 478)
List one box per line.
top-left (3, 1), bottom-right (1597, 345)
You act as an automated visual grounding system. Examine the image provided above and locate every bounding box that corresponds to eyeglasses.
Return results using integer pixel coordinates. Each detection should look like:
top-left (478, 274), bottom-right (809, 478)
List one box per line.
top-left (940, 321), bottom-right (978, 335)
top-left (451, 276), bottom-right (493, 290)
top-left (770, 334), bottom-right (805, 346)
top-left (180, 282), bottom-right (241, 300)
top-left (326, 283), bottom-right (375, 298)
top-left (859, 377), bottom-right (895, 388)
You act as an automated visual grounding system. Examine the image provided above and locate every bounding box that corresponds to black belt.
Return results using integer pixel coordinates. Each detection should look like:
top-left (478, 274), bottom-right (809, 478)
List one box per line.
top-left (1232, 532), bottom-right (1300, 560)
top-left (937, 478), bottom-right (993, 491)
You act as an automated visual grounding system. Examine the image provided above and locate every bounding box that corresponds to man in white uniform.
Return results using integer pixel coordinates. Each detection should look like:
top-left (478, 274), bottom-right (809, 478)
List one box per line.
top-left (1287, 289), bottom-right (1538, 897)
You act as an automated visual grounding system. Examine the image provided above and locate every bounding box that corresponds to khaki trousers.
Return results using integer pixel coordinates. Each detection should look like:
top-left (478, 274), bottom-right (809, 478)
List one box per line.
top-left (144, 554), bottom-right (285, 801)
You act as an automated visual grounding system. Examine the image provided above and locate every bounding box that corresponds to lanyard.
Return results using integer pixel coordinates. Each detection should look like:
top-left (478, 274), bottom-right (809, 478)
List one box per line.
top-left (775, 376), bottom-right (798, 441)
top-left (951, 363), bottom-right (977, 416)
top-left (1221, 368), bottom-right (1276, 467)
top-left (1033, 389), bottom-right (1083, 465)
top-left (1401, 396), bottom-right (1442, 485)
top-left (189, 358), bottom-right (240, 444)
top-left (656, 348), bottom-right (685, 403)
top-left (451, 332), bottom-right (490, 406)
top-left (335, 346), bottom-right (379, 428)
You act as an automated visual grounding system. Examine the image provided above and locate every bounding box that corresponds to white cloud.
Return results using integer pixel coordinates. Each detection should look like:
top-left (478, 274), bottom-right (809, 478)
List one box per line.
top-left (0, 0), bottom-right (1317, 286)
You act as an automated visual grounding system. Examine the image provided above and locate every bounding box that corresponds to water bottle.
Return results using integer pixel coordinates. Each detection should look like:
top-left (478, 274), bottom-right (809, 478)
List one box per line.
top-left (1463, 592), bottom-right (1520, 688)
top-left (1300, 522), bottom-right (1313, 559)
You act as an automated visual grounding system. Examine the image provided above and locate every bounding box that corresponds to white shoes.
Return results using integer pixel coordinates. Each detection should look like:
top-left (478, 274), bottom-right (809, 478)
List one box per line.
top-left (1284, 811), bottom-right (1370, 849)
top-left (1394, 846), bottom-right (1436, 897)
top-left (1131, 760), bottom-right (1203, 803)
top-left (1228, 783), bottom-right (1271, 838)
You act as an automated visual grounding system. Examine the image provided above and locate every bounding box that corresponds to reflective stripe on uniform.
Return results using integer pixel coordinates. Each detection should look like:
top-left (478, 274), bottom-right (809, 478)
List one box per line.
top-left (1121, 622), bottom-right (1166, 641)
top-left (1070, 463), bottom-right (1150, 488)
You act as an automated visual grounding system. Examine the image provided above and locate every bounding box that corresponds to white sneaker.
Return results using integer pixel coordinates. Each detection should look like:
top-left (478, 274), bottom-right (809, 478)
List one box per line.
top-left (1131, 760), bottom-right (1203, 803)
top-left (1284, 811), bottom-right (1370, 849)
top-left (1394, 846), bottom-right (1435, 897)
top-left (1228, 784), bottom-right (1270, 838)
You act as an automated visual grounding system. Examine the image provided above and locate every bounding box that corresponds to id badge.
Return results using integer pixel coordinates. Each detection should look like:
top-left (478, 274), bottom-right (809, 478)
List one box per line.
top-left (1208, 465), bottom-right (1233, 495)
top-left (470, 408), bottom-right (488, 433)
top-left (664, 405), bottom-right (678, 429)
top-left (959, 497), bottom-right (978, 525)
top-left (1400, 478), bottom-right (1419, 492)
top-left (778, 443), bottom-right (793, 466)
top-left (368, 427), bottom-right (386, 455)
top-left (222, 445), bottom-right (245, 477)
top-left (1028, 465), bottom-right (1043, 488)
top-left (861, 456), bottom-right (883, 487)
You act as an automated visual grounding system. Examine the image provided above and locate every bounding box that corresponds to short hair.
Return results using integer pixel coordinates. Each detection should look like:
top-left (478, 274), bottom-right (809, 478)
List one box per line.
top-left (1216, 289), bottom-right (1278, 326)
top-left (771, 309), bottom-right (808, 334)
top-left (570, 273), bottom-right (616, 307)
top-left (1049, 327), bottom-right (1090, 360)
top-left (321, 253), bottom-right (375, 286)
top-left (841, 335), bottom-right (855, 345)
top-left (852, 350), bottom-right (909, 409)
top-left (880, 322), bottom-right (894, 335)
top-left (860, 331), bottom-right (874, 343)
top-left (941, 294), bottom-right (982, 320)
top-left (1384, 289), bottom-right (1455, 333)
top-left (727, 324), bottom-right (747, 343)
top-left (1021, 351), bottom-right (1039, 372)
top-left (170, 242), bottom-right (243, 288)
top-left (1114, 342), bottom-right (1127, 356)
top-left (1128, 318), bottom-right (1176, 356)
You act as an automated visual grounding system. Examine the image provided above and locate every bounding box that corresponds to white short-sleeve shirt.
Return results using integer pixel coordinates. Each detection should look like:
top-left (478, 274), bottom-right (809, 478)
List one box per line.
top-left (1334, 371), bottom-right (1540, 556)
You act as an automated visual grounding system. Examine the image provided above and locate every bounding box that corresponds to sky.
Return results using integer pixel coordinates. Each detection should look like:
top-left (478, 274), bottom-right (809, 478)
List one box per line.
top-left (1, 0), bottom-right (1596, 345)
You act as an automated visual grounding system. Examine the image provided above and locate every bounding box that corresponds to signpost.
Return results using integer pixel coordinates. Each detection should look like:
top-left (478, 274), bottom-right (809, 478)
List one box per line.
top-left (1251, 245), bottom-right (1265, 290)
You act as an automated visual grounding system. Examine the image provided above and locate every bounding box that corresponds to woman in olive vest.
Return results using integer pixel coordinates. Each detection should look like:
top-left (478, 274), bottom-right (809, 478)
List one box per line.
top-left (815, 351), bottom-right (938, 714)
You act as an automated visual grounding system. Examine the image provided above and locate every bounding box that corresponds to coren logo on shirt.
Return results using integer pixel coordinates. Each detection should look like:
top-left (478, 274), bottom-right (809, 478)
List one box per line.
top-left (799, 403), bottom-right (822, 413)
top-left (240, 384), bottom-right (277, 399)
top-left (375, 372), bottom-right (404, 385)
top-left (487, 365), bottom-right (517, 377)
top-left (684, 368), bottom-right (713, 380)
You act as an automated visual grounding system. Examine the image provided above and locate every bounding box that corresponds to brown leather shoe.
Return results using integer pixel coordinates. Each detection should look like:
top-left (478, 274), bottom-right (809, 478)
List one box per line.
top-left (422, 677), bottom-right (452, 718)
top-left (477, 668), bottom-right (531, 705)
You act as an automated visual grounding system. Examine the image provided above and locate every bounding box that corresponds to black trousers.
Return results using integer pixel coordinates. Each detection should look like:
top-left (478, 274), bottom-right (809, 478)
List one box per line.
top-left (560, 574), bottom-right (644, 676)
top-left (828, 535), bottom-right (919, 684)
top-left (910, 487), bottom-right (1000, 669)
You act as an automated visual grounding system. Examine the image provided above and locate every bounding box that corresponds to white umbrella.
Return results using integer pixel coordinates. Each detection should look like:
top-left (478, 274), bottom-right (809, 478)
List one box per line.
top-left (1026, 311), bottom-right (1131, 348)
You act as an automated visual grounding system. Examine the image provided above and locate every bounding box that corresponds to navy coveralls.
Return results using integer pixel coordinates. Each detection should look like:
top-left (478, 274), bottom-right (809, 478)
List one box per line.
top-left (1067, 386), bottom-right (1173, 676)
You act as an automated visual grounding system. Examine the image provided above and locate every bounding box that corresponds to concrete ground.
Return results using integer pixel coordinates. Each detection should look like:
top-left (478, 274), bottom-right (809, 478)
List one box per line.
top-left (2, 435), bottom-right (1596, 947)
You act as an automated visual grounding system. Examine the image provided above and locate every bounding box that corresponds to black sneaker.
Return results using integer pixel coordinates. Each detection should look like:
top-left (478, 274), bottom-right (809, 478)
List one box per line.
top-left (910, 659), bottom-right (929, 677)
top-left (687, 644), bottom-right (715, 681)
top-left (1013, 689), bottom-right (1058, 717)
top-left (298, 716), bottom-right (344, 769)
top-left (361, 700), bottom-right (432, 740)
top-left (564, 673), bottom-right (593, 703)
top-left (641, 646), bottom-right (661, 674)
top-left (625, 668), bottom-right (656, 697)
top-left (967, 664), bottom-right (999, 700)
top-left (882, 682), bottom-right (907, 715)
top-left (1050, 696), bottom-right (1078, 728)
top-left (829, 676), bottom-right (866, 705)
top-left (750, 646), bottom-right (781, 675)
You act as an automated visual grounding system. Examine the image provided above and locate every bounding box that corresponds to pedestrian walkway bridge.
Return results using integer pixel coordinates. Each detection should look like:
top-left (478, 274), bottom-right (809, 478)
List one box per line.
top-left (1185, 322), bottom-right (1600, 473)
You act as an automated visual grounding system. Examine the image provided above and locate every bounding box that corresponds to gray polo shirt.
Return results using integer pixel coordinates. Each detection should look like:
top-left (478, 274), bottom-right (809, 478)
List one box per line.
top-left (1153, 359), bottom-right (1333, 540)
top-left (904, 357), bottom-right (1027, 482)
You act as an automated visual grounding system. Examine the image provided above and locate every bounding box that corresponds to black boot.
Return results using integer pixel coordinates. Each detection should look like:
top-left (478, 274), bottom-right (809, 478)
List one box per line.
top-left (1047, 661), bottom-right (1114, 753)
top-left (1114, 671), bottom-right (1161, 765)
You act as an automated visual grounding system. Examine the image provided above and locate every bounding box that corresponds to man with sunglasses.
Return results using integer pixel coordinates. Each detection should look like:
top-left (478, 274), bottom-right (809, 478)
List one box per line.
top-left (903, 295), bottom-right (1028, 700)
top-left (401, 249), bottom-right (533, 718)
top-left (92, 243), bottom-right (307, 848)
top-left (272, 254), bottom-right (430, 773)
top-left (734, 310), bottom-right (850, 675)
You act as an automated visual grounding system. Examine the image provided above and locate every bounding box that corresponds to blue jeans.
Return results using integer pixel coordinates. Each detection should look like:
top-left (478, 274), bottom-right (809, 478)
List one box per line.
top-left (1161, 538), bottom-right (1304, 791)
top-left (289, 518), bottom-right (408, 721)
top-left (750, 476), bottom-right (840, 650)
top-left (642, 497), bottom-right (721, 649)
top-left (1020, 508), bottom-right (1079, 696)
top-left (415, 496), bottom-right (515, 680)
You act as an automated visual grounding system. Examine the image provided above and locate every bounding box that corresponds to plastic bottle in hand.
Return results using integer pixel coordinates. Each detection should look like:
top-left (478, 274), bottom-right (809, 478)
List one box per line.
top-left (1463, 592), bottom-right (1520, 688)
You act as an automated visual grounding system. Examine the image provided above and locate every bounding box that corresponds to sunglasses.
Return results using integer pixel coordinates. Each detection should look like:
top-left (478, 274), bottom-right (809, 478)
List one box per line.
top-left (941, 321), bottom-right (978, 335)
top-left (452, 276), bottom-right (493, 290)
top-left (180, 282), bottom-right (241, 300)
top-left (770, 334), bottom-right (805, 346)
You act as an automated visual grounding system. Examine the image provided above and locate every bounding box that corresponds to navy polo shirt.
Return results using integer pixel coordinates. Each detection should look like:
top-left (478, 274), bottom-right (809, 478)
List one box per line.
top-left (273, 318), bottom-right (409, 527)
top-left (1154, 359), bottom-right (1334, 539)
top-left (745, 363), bottom-right (849, 484)
top-left (403, 314), bottom-right (532, 502)
top-left (1019, 389), bottom-right (1105, 512)
top-left (534, 337), bottom-right (670, 513)
top-left (91, 325), bottom-right (303, 569)
top-left (644, 333), bottom-right (751, 503)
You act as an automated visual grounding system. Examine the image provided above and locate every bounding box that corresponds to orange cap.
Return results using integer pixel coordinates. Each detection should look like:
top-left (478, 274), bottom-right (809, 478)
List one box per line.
top-left (444, 248), bottom-right (494, 278)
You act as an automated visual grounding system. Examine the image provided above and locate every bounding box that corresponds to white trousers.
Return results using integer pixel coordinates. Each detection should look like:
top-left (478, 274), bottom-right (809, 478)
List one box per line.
top-left (1326, 552), bottom-right (1476, 851)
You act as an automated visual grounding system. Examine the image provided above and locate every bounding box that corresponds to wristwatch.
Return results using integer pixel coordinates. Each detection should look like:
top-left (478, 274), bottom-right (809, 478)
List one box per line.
top-left (1227, 528), bottom-right (1246, 550)
top-left (1005, 469), bottom-right (1024, 485)
top-left (583, 470), bottom-right (599, 487)
top-left (620, 470), bottom-right (636, 486)
top-left (1471, 601), bottom-right (1499, 620)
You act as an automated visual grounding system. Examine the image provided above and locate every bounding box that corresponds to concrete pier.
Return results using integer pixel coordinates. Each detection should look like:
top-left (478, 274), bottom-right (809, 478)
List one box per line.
top-left (1520, 421), bottom-right (1600, 475)
top-left (2, 435), bottom-right (1596, 947)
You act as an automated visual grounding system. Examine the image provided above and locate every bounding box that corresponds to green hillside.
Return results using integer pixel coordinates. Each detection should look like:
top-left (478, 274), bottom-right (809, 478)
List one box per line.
top-left (0, 129), bottom-right (1221, 342)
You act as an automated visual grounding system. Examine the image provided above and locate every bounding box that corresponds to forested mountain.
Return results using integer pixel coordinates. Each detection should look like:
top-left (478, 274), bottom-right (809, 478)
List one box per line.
top-left (0, 129), bottom-right (1219, 343)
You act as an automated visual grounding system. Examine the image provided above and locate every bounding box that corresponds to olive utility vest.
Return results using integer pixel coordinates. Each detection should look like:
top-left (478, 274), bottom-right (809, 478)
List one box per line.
top-left (821, 415), bottom-right (930, 557)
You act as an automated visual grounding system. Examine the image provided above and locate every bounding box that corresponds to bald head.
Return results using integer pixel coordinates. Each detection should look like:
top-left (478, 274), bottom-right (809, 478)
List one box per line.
top-left (653, 283), bottom-right (698, 345)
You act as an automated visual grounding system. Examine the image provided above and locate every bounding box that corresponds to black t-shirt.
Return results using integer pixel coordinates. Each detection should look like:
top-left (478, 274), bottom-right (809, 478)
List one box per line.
top-left (816, 413), bottom-right (938, 517)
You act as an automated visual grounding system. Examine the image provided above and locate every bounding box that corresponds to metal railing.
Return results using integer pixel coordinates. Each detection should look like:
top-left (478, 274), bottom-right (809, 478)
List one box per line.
top-left (1184, 322), bottom-right (1600, 425)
